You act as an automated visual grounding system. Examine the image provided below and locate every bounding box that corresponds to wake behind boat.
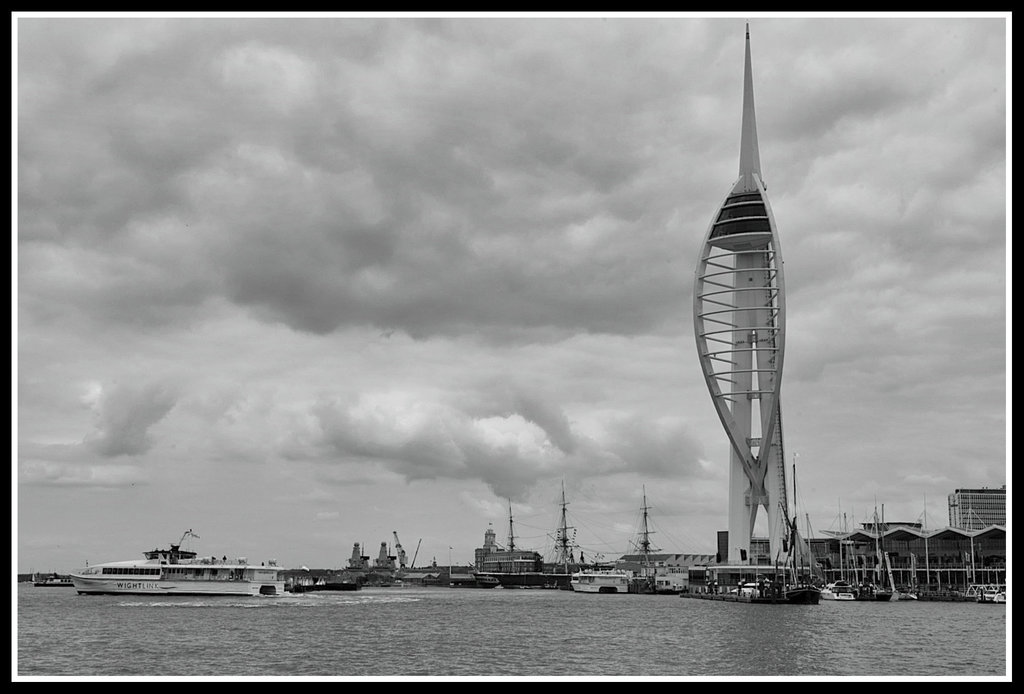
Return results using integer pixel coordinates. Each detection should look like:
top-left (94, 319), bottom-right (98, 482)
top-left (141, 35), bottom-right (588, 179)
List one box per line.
top-left (70, 529), bottom-right (285, 597)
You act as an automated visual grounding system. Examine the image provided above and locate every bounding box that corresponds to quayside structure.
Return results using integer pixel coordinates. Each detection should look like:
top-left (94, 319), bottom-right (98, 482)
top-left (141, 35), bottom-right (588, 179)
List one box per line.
top-left (693, 25), bottom-right (803, 565)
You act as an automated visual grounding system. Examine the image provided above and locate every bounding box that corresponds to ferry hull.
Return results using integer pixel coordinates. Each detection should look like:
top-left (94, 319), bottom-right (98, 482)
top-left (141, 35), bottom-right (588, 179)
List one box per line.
top-left (571, 583), bottom-right (629, 594)
top-left (70, 576), bottom-right (285, 597)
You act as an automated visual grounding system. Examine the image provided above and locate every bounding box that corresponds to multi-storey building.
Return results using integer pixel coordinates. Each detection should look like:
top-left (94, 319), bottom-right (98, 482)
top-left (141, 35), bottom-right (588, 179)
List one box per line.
top-left (948, 486), bottom-right (1006, 529)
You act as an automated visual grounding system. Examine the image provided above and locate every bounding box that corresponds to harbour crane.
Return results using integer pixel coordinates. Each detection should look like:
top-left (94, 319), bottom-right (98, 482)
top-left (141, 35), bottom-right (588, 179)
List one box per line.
top-left (410, 538), bottom-right (422, 569)
top-left (392, 531), bottom-right (408, 569)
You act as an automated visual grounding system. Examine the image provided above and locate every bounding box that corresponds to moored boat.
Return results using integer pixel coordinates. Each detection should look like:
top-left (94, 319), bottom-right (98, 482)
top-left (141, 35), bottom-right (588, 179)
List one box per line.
top-left (732, 575), bottom-right (820, 604)
top-left (975, 584), bottom-right (1007, 604)
top-left (653, 574), bottom-right (683, 595)
top-left (820, 580), bottom-right (856, 601)
top-left (570, 568), bottom-right (634, 593)
top-left (783, 584), bottom-right (822, 604)
top-left (449, 573), bottom-right (500, 588)
top-left (70, 529), bottom-right (285, 597)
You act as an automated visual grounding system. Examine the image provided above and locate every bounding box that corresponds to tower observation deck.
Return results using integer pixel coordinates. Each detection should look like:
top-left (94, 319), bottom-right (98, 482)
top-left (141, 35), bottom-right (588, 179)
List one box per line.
top-left (693, 25), bottom-right (791, 564)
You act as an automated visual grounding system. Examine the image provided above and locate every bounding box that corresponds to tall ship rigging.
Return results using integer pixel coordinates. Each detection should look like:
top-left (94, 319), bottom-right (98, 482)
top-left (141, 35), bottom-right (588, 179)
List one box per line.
top-left (475, 483), bottom-right (582, 589)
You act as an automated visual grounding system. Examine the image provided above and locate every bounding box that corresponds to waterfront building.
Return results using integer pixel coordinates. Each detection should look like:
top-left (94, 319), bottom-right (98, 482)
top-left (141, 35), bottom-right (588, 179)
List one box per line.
top-left (948, 485), bottom-right (1006, 529)
top-left (474, 523), bottom-right (544, 573)
top-left (693, 25), bottom-right (793, 564)
top-left (773, 524), bottom-right (1005, 590)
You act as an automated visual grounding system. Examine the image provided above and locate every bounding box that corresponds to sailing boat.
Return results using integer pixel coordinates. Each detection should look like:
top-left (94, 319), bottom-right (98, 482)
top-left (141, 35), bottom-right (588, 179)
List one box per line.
top-left (821, 504), bottom-right (856, 600)
top-left (777, 459), bottom-right (821, 604)
top-left (901, 554), bottom-right (919, 600)
top-left (870, 504), bottom-right (899, 601)
top-left (737, 510), bottom-right (821, 604)
top-left (727, 457), bottom-right (821, 604)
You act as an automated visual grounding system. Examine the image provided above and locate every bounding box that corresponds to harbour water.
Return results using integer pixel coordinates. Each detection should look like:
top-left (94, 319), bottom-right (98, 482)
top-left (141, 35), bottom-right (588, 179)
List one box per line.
top-left (15, 583), bottom-right (1008, 679)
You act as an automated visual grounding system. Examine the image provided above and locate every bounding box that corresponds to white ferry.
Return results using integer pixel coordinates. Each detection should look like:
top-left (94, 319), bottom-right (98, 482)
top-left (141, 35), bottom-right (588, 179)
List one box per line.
top-left (570, 568), bottom-right (634, 593)
top-left (70, 530), bottom-right (285, 597)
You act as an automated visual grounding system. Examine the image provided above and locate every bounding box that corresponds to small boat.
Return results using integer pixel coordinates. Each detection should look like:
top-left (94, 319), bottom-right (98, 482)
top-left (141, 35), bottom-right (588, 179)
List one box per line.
top-left (448, 573), bottom-right (500, 588)
top-left (70, 529), bottom-right (286, 597)
top-left (570, 568), bottom-right (634, 593)
top-left (976, 585), bottom-right (1007, 604)
top-left (820, 580), bottom-right (856, 601)
top-left (32, 573), bottom-right (74, 587)
top-left (653, 574), bottom-right (683, 595)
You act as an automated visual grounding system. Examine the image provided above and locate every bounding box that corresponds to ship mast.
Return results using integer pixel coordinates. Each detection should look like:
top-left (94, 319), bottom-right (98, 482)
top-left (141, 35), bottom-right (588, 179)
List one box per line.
top-left (506, 499), bottom-right (516, 552)
top-left (638, 486), bottom-right (655, 575)
top-left (553, 482), bottom-right (576, 571)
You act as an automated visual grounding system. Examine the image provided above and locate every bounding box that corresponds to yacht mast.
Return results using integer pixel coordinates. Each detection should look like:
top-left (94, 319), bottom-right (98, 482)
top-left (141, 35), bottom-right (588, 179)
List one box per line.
top-left (923, 493), bottom-right (930, 591)
top-left (873, 503), bottom-right (883, 586)
top-left (792, 459), bottom-right (801, 582)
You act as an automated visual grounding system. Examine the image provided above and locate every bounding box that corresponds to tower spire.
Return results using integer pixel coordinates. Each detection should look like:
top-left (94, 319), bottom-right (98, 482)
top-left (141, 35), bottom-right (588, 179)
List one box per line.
top-left (737, 22), bottom-right (762, 192)
top-left (695, 23), bottom-right (788, 566)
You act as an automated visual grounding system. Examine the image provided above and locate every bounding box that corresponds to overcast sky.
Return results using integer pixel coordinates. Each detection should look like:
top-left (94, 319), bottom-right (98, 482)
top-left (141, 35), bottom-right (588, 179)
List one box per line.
top-left (14, 13), bottom-right (1008, 574)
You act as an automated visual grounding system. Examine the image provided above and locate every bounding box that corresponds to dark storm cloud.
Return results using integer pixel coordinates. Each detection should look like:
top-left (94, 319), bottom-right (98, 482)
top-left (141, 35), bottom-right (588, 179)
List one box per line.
top-left (18, 17), bottom-right (707, 342)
